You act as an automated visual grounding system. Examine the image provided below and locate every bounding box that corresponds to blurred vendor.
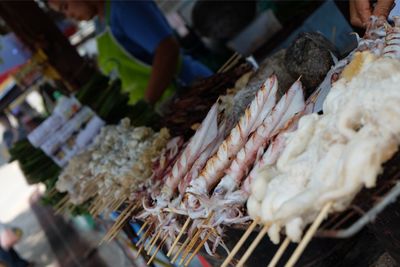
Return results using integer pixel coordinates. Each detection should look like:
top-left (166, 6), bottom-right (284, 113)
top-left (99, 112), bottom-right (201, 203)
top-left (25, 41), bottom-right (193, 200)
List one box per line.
top-left (49, 0), bottom-right (213, 104)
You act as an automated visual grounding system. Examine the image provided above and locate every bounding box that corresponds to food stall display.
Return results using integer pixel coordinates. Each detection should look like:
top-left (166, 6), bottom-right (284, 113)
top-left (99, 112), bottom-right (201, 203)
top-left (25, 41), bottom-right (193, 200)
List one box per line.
top-left (7, 4), bottom-right (400, 264)
top-left (89, 17), bottom-right (400, 267)
top-left (56, 118), bottom-right (170, 211)
top-left (223, 17), bottom-right (400, 267)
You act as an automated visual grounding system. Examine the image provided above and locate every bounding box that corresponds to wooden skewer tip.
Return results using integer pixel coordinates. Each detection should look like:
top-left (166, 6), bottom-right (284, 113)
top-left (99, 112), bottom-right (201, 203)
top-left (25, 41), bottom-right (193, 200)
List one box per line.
top-left (137, 221), bottom-right (149, 236)
top-left (167, 217), bottom-right (191, 257)
top-left (237, 223), bottom-right (270, 267)
top-left (171, 235), bottom-right (191, 263)
top-left (184, 230), bottom-right (213, 267)
top-left (267, 237), bottom-right (291, 267)
top-left (147, 231), bottom-right (162, 255)
top-left (221, 218), bottom-right (260, 267)
top-left (284, 202), bottom-right (332, 267)
top-left (147, 234), bottom-right (168, 265)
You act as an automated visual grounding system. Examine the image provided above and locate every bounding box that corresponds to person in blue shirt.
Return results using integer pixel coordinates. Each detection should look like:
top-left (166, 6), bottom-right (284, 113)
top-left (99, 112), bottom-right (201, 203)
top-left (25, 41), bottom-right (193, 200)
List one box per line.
top-left (49, 0), bottom-right (213, 104)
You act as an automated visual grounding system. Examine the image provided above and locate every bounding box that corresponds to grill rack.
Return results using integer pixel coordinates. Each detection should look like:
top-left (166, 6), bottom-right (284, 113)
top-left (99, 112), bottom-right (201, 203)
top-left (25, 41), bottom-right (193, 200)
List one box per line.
top-left (317, 149), bottom-right (400, 239)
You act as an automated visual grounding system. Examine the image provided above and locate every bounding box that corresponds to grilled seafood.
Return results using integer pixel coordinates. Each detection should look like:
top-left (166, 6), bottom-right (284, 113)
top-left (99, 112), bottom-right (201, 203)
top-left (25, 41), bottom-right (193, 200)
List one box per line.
top-left (249, 55), bottom-right (400, 244)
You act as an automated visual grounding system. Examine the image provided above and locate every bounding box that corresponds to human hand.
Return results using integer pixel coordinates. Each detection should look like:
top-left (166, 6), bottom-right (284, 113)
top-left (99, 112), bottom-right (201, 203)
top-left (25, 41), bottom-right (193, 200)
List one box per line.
top-left (349, 0), bottom-right (395, 28)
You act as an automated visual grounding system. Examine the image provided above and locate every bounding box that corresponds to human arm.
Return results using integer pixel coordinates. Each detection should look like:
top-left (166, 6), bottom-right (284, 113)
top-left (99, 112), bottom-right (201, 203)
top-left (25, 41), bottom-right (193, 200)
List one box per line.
top-left (349, 0), bottom-right (395, 28)
top-left (144, 36), bottom-right (180, 104)
top-left (113, 1), bottom-right (180, 104)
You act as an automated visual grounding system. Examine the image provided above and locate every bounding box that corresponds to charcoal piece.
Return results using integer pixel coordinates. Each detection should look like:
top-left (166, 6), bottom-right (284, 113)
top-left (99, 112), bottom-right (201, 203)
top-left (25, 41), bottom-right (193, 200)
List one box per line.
top-left (226, 50), bottom-right (297, 131)
top-left (285, 32), bottom-right (338, 96)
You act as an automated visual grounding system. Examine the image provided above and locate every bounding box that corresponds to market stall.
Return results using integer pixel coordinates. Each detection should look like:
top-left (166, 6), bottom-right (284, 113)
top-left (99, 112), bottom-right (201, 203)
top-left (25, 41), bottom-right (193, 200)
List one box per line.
top-left (2, 1), bottom-right (400, 267)
top-left (32, 28), bottom-right (399, 267)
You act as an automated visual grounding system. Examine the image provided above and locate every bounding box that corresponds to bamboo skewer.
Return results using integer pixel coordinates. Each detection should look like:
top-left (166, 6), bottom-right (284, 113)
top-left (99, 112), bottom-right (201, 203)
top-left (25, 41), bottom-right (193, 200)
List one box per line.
top-left (179, 225), bottom-right (216, 266)
top-left (55, 205), bottom-right (65, 215)
top-left (167, 217), bottom-right (191, 257)
top-left (237, 224), bottom-right (271, 267)
top-left (179, 233), bottom-right (199, 265)
top-left (88, 200), bottom-right (98, 215)
top-left (135, 226), bottom-right (152, 260)
top-left (93, 205), bottom-right (101, 216)
top-left (110, 198), bottom-right (117, 207)
top-left (101, 202), bottom-right (134, 243)
top-left (135, 243), bottom-right (145, 259)
top-left (92, 203), bottom-right (102, 217)
top-left (89, 206), bottom-right (96, 215)
top-left (224, 55), bottom-right (241, 73)
top-left (224, 56), bottom-right (241, 73)
top-left (92, 200), bottom-right (105, 217)
top-left (54, 195), bottom-right (69, 210)
top-left (218, 52), bottom-right (241, 73)
top-left (268, 237), bottom-right (290, 267)
top-left (217, 52), bottom-right (238, 73)
top-left (92, 201), bottom-right (101, 217)
top-left (148, 231), bottom-right (162, 255)
top-left (171, 234), bottom-right (192, 264)
top-left (108, 199), bottom-right (117, 211)
top-left (102, 198), bottom-right (112, 212)
top-left (48, 187), bottom-right (57, 195)
top-left (99, 199), bottom-right (108, 213)
top-left (184, 230), bottom-right (214, 267)
top-left (134, 203), bottom-right (141, 213)
top-left (55, 198), bottom-right (68, 211)
top-left (147, 231), bottom-right (162, 254)
top-left (117, 199), bottom-right (127, 211)
top-left (55, 198), bottom-right (71, 214)
top-left (147, 234), bottom-right (168, 265)
top-left (136, 238), bottom-right (146, 251)
top-left (101, 227), bottom-right (116, 244)
top-left (110, 198), bottom-right (125, 211)
top-left (46, 188), bottom-right (59, 198)
top-left (136, 224), bottom-right (153, 246)
top-left (109, 219), bottom-right (129, 241)
top-left (179, 212), bottom-right (214, 265)
top-left (285, 202), bottom-right (332, 267)
top-left (115, 198), bottom-right (125, 209)
top-left (221, 218), bottom-right (260, 267)
top-left (137, 221), bottom-right (149, 236)
top-left (179, 224), bottom-right (203, 261)
top-left (145, 232), bottom-right (157, 252)
top-left (179, 236), bottom-right (198, 265)
top-left (105, 210), bottom-right (131, 240)
top-left (111, 208), bottom-right (131, 231)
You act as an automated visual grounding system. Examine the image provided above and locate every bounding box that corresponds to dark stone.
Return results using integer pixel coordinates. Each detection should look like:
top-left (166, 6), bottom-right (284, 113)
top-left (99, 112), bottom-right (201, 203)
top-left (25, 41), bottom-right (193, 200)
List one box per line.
top-left (285, 32), bottom-right (338, 97)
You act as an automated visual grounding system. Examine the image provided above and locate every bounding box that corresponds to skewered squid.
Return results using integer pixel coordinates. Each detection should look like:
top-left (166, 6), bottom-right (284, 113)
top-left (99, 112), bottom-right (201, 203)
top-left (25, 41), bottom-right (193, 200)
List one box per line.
top-left (186, 76), bottom-right (278, 210)
top-left (249, 54), bottom-right (400, 244)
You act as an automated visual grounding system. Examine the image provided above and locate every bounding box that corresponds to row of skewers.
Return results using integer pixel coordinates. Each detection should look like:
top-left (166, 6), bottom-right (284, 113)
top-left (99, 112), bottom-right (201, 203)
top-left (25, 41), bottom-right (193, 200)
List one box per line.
top-left (51, 17), bottom-right (400, 266)
top-left (126, 16), bottom-right (397, 265)
top-left (223, 17), bottom-right (400, 266)
top-left (134, 72), bottom-right (315, 266)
